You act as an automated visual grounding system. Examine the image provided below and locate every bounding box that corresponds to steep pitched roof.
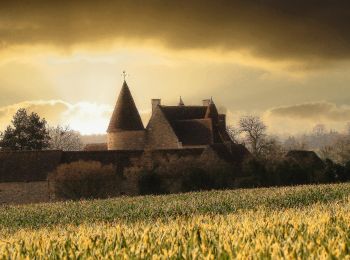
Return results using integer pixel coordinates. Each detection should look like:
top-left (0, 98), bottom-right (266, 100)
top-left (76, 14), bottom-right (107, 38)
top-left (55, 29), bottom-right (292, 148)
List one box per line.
top-left (173, 119), bottom-right (213, 145)
top-left (160, 106), bottom-right (207, 121)
top-left (107, 81), bottom-right (144, 132)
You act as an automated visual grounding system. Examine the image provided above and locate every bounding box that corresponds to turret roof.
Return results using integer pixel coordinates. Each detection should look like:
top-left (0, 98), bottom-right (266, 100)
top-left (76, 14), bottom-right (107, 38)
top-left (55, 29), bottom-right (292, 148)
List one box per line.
top-left (107, 81), bottom-right (144, 132)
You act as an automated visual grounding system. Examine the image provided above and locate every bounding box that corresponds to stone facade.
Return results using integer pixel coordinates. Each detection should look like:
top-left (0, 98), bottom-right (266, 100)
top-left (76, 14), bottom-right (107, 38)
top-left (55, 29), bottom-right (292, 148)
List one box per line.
top-left (145, 106), bottom-right (181, 149)
top-left (108, 130), bottom-right (146, 150)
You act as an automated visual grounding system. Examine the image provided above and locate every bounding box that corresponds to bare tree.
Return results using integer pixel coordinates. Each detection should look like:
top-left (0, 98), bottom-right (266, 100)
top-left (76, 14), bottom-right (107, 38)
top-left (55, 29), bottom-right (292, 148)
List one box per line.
top-left (239, 115), bottom-right (267, 156)
top-left (48, 125), bottom-right (83, 151)
top-left (319, 136), bottom-right (350, 164)
top-left (226, 125), bottom-right (241, 144)
top-left (319, 145), bottom-right (335, 161)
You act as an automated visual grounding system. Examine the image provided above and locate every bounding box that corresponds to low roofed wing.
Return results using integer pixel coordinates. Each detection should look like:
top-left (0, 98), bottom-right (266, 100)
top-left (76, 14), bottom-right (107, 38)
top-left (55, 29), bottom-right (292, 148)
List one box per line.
top-left (107, 81), bottom-right (144, 132)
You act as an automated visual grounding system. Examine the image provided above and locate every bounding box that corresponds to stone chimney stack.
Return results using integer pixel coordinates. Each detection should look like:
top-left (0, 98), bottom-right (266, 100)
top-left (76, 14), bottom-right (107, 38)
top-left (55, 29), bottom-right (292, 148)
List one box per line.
top-left (152, 99), bottom-right (161, 113)
top-left (218, 114), bottom-right (226, 128)
top-left (202, 99), bottom-right (211, 106)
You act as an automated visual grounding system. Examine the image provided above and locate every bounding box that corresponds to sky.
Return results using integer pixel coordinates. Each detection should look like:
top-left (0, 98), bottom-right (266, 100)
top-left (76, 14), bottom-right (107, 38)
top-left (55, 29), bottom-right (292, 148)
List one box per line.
top-left (0, 0), bottom-right (349, 136)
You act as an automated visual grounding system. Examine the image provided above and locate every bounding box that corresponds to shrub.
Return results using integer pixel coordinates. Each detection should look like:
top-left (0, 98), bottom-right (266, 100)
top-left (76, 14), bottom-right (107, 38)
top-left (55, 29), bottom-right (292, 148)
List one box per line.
top-left (275, 159), bottom-right (308, 185)
top-left (125, 154), bottom-right (236, 195)
top-left (48, 161), bottom-right (120, 200)
top-left (181, 166), bottom-right (212, 192)
top-left (241, 158), bottom-right (266, 186)
top-left (138, 169), bottom-right (164, 195)
top-left (324, 159), bottom-right (347, 183)
top-left (346, 161), bottom-right (350, 180)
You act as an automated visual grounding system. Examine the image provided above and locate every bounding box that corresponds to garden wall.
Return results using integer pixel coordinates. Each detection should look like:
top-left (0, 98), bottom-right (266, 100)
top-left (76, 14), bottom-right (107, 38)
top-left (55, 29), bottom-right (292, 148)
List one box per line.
top-left (0, 148), bottom-right (206, 183)
top-left (0, 181), bottom-right (49, 205)
top-left (0, 150), bottom-right (62, 182)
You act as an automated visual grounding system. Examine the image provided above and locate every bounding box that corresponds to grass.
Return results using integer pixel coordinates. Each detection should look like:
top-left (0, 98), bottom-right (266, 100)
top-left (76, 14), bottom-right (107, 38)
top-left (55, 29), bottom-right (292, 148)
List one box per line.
top-left (0, 183), bottom-right (350, 230)
top-left (1, 183), bottom-right (350, 258)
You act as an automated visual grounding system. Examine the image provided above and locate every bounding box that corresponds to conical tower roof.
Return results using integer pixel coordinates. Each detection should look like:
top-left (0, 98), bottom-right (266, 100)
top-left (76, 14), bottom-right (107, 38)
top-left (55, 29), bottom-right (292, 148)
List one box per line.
top-left (107, 81), bottom-right (144, 132)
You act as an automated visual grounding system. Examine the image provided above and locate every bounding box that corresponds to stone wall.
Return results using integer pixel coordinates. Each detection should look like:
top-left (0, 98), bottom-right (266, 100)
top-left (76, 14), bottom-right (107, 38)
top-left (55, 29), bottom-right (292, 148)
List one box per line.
top-left (0, 147), bottom-right (240, 204)
top-left (0, 150), bottom-right (62, 182)
top-left (146, 107), bottom-right (181, 149)
top-left (0, 181), bottom-right (49, 205)
top-left (0, 149), bottom-right (205, 183)
top-left (107, 130), bottom-right (146, 150)
top-left (61, 150), bottom-right (144, 174)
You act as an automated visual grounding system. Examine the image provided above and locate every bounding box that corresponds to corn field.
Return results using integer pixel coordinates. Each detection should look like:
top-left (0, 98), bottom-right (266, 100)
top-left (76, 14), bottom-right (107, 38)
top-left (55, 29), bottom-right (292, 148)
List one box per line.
top-left (1, 183), bottom-right (350, 259)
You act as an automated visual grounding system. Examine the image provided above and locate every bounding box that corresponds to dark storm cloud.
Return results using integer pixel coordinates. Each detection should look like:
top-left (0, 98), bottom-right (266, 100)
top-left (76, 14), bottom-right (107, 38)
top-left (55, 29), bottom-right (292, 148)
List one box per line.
top-left (1, 0), bottom-right (350, 63)
top-left (269, 102), bottom-right (350, 122)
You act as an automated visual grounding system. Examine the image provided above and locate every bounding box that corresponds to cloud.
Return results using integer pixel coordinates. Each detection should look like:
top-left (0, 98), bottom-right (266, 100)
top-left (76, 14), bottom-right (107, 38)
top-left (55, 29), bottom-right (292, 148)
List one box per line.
top-left (263, 102), bottom-right (350, 135)
top-left (0, 100), bottom-right (70, 126)
top-left (0, 100), bottom-right (112, 134)
top-left (0, 99), bottom-right (152, 135)
top-left (268, 102), bottom-right (350, 122)
top-left (0, 0), bottom-right (350, 67)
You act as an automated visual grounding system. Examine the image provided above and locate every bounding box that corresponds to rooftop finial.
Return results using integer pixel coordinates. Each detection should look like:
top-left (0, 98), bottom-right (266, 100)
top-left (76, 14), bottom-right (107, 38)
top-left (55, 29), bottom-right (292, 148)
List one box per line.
top-left (179, 96), bottom-right (185, 106)
top-left (122, 70), bottom-right (128, 82)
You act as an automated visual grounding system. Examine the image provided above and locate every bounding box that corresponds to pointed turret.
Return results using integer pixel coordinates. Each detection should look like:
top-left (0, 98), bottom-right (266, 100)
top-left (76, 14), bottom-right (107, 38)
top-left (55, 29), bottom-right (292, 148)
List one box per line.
top-left (178, 96), bottom-right (185, 106)
top-left (107, 81), bottom-right (144, 132)
top-left (205, 98), bottom-right (221, 143)
top-left (205, 98), bottom-right (219, 121)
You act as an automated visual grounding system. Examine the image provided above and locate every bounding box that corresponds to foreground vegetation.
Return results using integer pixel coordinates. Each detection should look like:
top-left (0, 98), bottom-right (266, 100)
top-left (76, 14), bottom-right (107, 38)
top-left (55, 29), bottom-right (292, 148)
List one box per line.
top-left (1, 183), bottom-right (350, 258)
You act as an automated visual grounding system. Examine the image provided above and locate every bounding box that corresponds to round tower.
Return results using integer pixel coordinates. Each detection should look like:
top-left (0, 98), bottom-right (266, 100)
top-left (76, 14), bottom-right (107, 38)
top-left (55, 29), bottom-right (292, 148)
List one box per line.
top-left (107, 81), bottom-right (145, 150)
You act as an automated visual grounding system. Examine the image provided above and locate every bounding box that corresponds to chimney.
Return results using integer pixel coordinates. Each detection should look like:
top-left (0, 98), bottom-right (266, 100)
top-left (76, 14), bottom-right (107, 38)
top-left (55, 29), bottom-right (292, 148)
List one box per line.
top-left (202, 99), bottom-right (211, 106)
top-left (152, 99), bottom-right (161, 113)
top-left (219, 114), bottom-right (226, 128)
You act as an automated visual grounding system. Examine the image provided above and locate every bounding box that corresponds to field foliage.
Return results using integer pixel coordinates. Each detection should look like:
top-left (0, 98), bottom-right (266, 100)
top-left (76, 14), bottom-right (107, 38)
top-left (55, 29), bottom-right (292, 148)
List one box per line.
top-left (1, 183), bottom-right (350, 258)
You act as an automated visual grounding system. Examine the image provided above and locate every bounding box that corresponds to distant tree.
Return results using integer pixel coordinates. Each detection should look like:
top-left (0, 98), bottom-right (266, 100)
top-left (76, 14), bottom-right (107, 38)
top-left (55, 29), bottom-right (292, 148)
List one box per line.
top-left (324, 159), bottom-right (347, 183)
top-left (319, 137), bottom-right (350, 164)
top-left (0, 108), bottom-right (50, 151)
top-left (283, 136), bottom-right (308, 151)
top-left (312, 124), bottom-right (326, 136)
top-left (261, 136), bottom-right (285, 161)
top-left (48, 125), bottom-right (83, 151)
top-left (226, 125), bottom-right (241, 144)
top-left (239, 115), bottom-right (267, 157)
top-left (319, 145), bottom-right (335, 161)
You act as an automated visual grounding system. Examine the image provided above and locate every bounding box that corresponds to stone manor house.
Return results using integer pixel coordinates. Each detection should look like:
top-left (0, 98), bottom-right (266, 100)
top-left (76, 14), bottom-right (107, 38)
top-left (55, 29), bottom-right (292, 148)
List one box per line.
top-left (0, 80), bottom-right (250, 203)
top-left (106, 80), bottom-right (235, 151)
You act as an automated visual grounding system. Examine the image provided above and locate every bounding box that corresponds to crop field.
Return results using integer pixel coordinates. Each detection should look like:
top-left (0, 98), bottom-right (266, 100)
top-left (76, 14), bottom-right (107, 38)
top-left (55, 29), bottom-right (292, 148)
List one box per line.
top-left (1, 183), bottom-right (350, 258)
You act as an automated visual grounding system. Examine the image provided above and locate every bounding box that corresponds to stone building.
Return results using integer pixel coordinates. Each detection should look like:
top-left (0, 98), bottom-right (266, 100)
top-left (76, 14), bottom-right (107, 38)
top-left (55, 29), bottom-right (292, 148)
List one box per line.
top-left (107, 80), bottom-right (234, 151)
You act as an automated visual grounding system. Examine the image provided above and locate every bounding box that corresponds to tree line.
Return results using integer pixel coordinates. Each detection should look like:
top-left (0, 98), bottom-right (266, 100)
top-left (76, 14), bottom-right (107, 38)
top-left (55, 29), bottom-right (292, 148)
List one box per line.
top-left (227, 115), bottom-right (350, 164)
top-left (0, 108), bottom-right (83, 151)
top-left (1, 108), bottom-right (349, 168)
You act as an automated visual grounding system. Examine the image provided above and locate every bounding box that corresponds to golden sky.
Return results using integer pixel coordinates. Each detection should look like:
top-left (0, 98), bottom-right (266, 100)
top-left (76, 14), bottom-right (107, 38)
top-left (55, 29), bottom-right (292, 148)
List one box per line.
top-left (0, 0), bottom-right (350, 135)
